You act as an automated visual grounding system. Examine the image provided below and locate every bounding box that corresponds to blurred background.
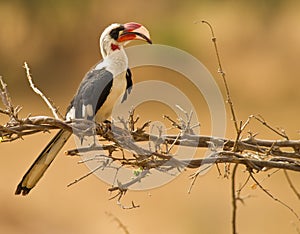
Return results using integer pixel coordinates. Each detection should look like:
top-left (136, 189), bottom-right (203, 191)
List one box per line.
top-left (1, 0), bottom-right (300, 233)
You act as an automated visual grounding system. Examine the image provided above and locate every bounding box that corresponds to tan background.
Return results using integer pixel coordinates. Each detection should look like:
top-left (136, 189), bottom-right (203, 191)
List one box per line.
top-left (1, 0), bottom-right (300, 233)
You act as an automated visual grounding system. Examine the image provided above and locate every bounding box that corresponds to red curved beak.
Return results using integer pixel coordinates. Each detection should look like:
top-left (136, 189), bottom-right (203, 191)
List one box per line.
top-left (117, 22), bottom-right (152, 44)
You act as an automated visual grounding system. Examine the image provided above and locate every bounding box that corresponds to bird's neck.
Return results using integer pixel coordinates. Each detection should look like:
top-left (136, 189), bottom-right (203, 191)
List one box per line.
top-left (104, 47), bottom-right (128, 77)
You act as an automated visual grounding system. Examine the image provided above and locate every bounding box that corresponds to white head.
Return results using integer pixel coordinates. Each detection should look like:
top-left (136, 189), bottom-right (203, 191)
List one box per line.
top-left (99, 22), bottom-right (152, 58)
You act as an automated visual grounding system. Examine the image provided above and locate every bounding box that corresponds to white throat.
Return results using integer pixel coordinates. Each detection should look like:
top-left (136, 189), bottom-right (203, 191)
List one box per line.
top-left (95, 48), bottom-right (128, 77)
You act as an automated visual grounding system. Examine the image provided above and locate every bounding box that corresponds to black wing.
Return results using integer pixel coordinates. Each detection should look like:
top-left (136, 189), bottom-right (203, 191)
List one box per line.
top-left (121, 68), bottom-right (133, 103)
top-left (66, 68), bottom-right (113, 120)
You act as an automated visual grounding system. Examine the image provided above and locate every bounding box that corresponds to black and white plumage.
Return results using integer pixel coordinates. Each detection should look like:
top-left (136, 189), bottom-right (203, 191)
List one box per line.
top-left (15, 22), bottom-right (152, 196)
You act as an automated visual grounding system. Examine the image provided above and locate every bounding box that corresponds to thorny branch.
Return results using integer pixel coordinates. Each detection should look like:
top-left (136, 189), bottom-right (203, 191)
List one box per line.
top-left (201, 20), bottom-right (239, 137)
top-left (2, 105), bottom-right (300, 171)
top-left (1, 79), bottom-right (300, 171)
top-left (199, 20), bottom-right (299, 233)
top-left (200, 20), bottom-right (243, 234)
top-left (1, 92), bottom-right (300, 201)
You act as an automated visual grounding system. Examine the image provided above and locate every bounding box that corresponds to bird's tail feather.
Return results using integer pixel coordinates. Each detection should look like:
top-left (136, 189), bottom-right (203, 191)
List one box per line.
top-left (15, 129), bottom-right (72, 196)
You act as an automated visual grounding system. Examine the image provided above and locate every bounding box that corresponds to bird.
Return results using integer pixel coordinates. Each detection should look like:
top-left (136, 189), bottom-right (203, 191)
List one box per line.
top-left (15, 22), bottom-right (152, 196)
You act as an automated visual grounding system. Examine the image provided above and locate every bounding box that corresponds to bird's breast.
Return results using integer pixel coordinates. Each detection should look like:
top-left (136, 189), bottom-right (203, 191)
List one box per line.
top-left (96, 71), bottom-right (127, 122)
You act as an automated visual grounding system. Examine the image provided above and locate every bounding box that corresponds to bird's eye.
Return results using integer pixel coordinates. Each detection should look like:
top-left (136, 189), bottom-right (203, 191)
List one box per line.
top-left (109, 26), bottom-right (125, 40)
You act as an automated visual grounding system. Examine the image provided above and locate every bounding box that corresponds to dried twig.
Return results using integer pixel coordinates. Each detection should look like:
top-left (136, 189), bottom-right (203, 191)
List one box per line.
top-left (231, 164), bottom-right (238, 234)
top-left (188, 164), bottom-right (212, 194)
top-left (284, 170), bottom-right (300, 200)
top-left (236, 173), bottom-right (251, 200)
top-left (23, 62), bottom-right (62, 119)
top-left (108, 170), bottom-right (150, 192)
top-left (109, 181), bottom-right (140, 210)
top-left (67, 161), bottom-right (107, 187)
top-left (200, 20), bottom-right (242, 234)
top-left (251, 115), bottom-right (289, 140)
top-left (0, 77), bottom-right (12, 113)
top-left (105, 212), bottom-right (130, 234)
top-left (249, 171), bottom-right (300, 222)
top-left (201, 20), bottom-right (239, 137)
top-left (0, 76), bottom-right (21, 120)
top-left (163, 115), bottom-right (182, 130)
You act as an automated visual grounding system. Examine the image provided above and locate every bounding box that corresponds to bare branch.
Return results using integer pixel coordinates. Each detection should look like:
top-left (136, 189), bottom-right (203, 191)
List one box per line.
top-left (0, 76), bottom-right (20, 120)
top-left (1, 112), bottom-right (300, 173)
top-left (249, 171), bottom-right (300, 222)
top-left (163, 115), bottom-right (182, 130)
top-left (23, 62), bottom-right (62, 119)
top-left (231, 164), bottom-right (238, 234)
top-left (251, 115), bottom-right (289, 140)
top-left (188, 164), bottom-right (212, 194)
top-left (67, 162), bottom-right (106, 187)
top-left (284, 170), bottom-right (300, 200)
top-left (108, 170), bottom-right (150, 192)
top-left (0, 77), bottom-right (13, 113)
top-left (201, 20), bottom-right (239, 137)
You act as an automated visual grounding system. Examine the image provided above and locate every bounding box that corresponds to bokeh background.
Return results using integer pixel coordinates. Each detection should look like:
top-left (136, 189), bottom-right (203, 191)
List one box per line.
top-left (1, 0), bottom-right (300, 233)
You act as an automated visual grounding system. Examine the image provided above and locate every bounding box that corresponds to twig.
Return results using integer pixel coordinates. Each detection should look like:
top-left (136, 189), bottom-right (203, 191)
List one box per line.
top-left (128, 107), bottom-right (139, 132)
top-left (284, 170), bottom-right (300, 200)
top-left (117, 199), bottom-right (140, 210)
top-left (188, 164), bottom-right (212, 194)
top-left (166, 132), bottom-right (181, 154)
top-left (109, 182), bottom-right (140, 210)
top-left (23, 62), bottom-right (61, 119)
top-left (108, 170), bottom-right (150, 192)
top-left (259, 168), bottom-right (280, 183)
top-left (0, 76), bottom-right (18, 119)
top-left (249, 171), bottom-right (300, 222)
top-left (251, 115), bottom-right (289, 140)
top-left (201, 20), bottom-right (239, 137)
top-left (67, 162), bottom-right (106, 187)
top-left (163, 115), bottom-right (182, 130)
top-left (231, 164), bottom-right (238, 234)
top-left (65, 144), bottom-right (117, 156)
top-left (105, 212), bottom-right (130, 234)
top-left (0, 77), bottom-right (12, 110)
top-left (236, 173), bottom-right (251, 200)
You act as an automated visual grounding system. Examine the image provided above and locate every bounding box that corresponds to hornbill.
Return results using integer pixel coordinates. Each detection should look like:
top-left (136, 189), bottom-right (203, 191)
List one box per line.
top-left (15, 22), bottom-right (152, 196)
